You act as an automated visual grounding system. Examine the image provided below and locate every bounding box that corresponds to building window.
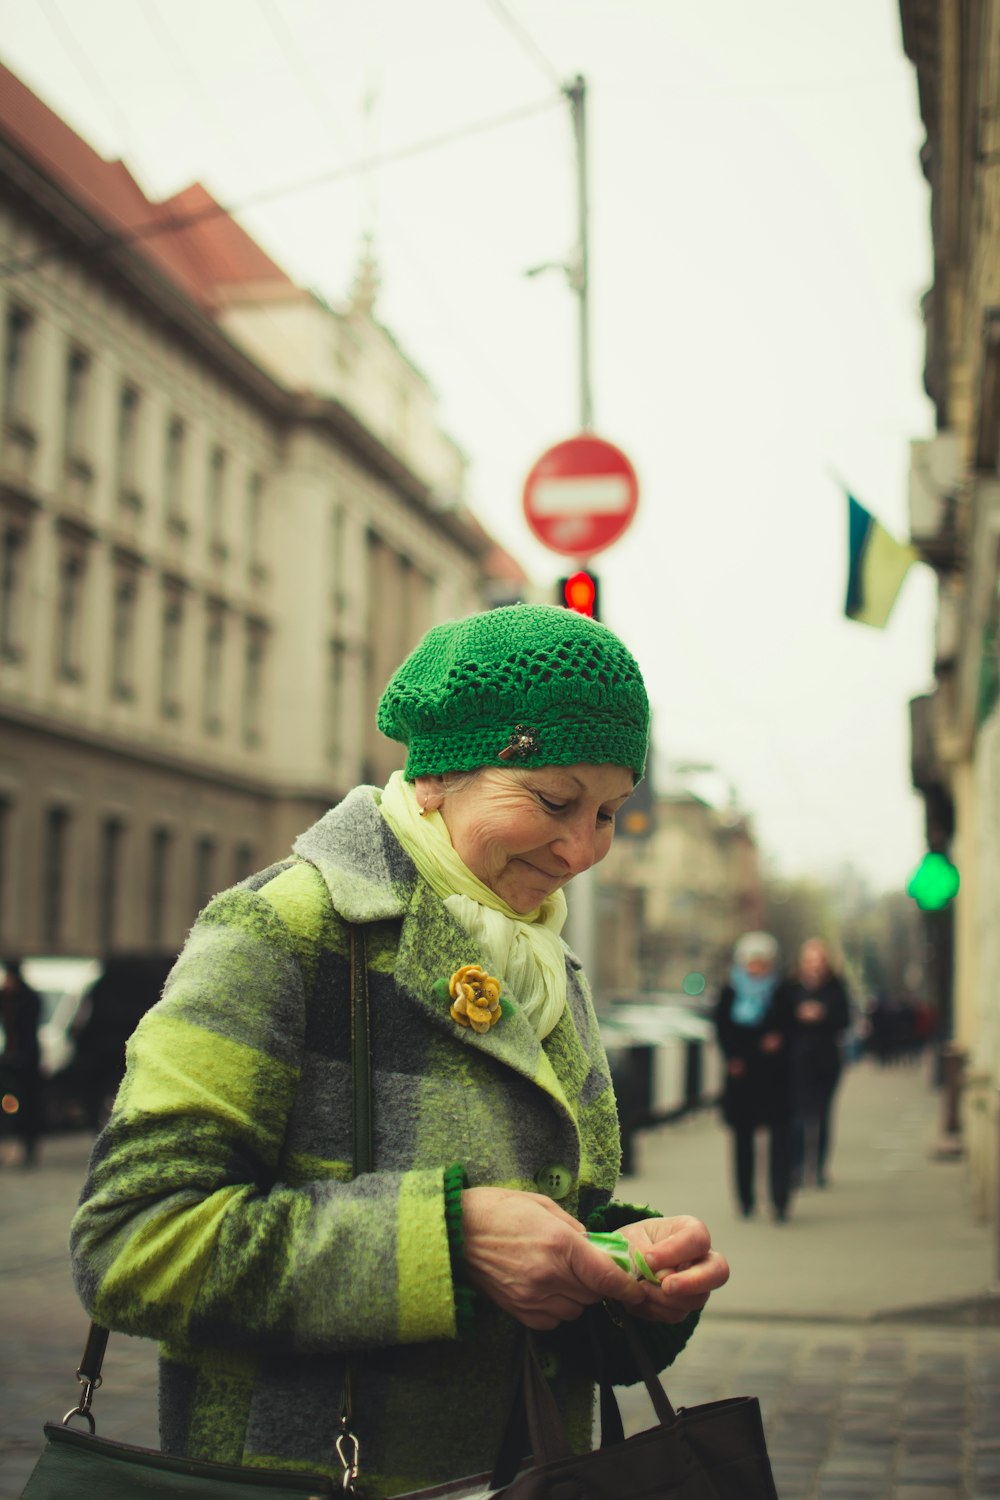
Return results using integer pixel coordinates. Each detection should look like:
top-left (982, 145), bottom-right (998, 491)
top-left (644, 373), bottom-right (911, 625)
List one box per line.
top-left (234, 842), bottom-right (255, 883)
top-left (116, 382), bottom-right (142, 507)
top-left (246, 471), bottom-right (263, 574)
top-left (242, 619), bottom-right (267, 748)
top-left (326, 637), bottom-right (346, 763)
top-left (0, 523), bottom-right (26, 661)
top-left (207, 446), bottom-right (227, 556)
top-left (111, 568), bottom-right (138, 701)
top-left (55, 545), bottom-right (86, 682)
top-left (3, 304), bottom-right (32, 422)
top-left (164, 416), bottom-right (187, 531)
top-left (160, 588), bottom-right (184, 719)
top-left (42, 805), bottom-right (71, 947)
top-left (98, 816), bottom-right (124, 952)
top-left (63, 347), bottom-right (91, 459)
top-left (203, 602), bottom-right (225, 734)
top-left (148, 826), bottom-right (171, 945)
top-left (194, 835), bottom-right (217, 914)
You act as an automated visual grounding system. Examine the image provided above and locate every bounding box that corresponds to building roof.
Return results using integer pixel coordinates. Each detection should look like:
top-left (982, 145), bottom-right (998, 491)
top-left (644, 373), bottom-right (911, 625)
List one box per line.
top-left (0, 59), bottom-right (293, 312)
top-left (0, 59), bottom-right (530, 582)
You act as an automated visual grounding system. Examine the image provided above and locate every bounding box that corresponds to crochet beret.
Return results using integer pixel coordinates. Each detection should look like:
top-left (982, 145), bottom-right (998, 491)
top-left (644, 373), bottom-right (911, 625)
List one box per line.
top-left (377, 603), bottom-right (649, 781)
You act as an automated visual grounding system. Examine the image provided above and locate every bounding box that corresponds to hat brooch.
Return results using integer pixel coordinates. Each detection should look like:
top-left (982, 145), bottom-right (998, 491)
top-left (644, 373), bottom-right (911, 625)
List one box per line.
top-left (498, 724), bottom-right (539, 762)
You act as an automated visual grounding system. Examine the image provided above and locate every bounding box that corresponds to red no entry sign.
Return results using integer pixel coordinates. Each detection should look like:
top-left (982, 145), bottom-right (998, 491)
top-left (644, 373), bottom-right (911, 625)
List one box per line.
top-left (522, 433), bottom-right (639, 558)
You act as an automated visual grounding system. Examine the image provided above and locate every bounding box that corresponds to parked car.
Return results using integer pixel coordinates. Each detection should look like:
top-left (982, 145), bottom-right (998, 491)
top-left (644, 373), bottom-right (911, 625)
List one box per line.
top-left (45, 953), bottom-right (178, 1130)
top-left (1, 953), bottom-right (177, 1134)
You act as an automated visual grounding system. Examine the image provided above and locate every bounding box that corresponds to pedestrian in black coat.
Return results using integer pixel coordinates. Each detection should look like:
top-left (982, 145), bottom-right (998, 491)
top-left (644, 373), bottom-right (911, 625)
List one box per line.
top-left (788, 938), bottom-right (852, 1189)
top-left (714, 931), bottom-right (797, 1222)
top-left (0, 960), bottom-right (43, 1167)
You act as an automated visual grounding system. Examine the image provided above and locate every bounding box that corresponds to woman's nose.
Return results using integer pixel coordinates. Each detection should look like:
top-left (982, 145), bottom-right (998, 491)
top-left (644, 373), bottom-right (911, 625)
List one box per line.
top-left (551, 820), bottom-right (599, 876)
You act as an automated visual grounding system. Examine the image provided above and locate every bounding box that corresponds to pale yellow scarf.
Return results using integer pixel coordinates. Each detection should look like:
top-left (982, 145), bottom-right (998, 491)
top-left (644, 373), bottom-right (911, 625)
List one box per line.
top-left (379, 771), bottom-right (568, 1039)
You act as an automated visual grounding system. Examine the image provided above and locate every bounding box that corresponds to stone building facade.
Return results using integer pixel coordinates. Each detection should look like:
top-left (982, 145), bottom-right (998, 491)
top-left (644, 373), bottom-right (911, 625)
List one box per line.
top-left (596, 767), bottom-right (765, 1001)
top-left (0, 62), bottom-right (526, 961)
top-left (899, 0), bottom-right (1000, 1226)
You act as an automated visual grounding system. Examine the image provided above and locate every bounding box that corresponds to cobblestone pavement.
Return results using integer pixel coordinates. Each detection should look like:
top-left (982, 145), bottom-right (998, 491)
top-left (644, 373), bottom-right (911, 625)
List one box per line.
top-left (2, 1060), bottom-right (999, 1498)
top-left (617, 1318), bottom-right (1000, 1499)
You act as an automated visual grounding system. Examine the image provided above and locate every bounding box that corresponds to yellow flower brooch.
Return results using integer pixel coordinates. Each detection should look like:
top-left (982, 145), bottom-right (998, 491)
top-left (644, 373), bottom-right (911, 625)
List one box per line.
top-left (449, 964), bottom-right (502, 1034)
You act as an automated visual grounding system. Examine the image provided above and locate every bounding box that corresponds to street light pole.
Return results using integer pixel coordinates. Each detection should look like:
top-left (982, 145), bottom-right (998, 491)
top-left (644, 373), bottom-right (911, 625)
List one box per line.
top-left (561, 74), bottom-right (599, 989)
top-left (565, 74), bottom-right (593, 432)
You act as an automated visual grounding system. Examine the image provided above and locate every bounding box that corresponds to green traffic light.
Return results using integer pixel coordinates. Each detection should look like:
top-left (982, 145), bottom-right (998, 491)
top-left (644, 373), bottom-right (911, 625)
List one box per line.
top-left (906, 852), bottom-right (960, 911)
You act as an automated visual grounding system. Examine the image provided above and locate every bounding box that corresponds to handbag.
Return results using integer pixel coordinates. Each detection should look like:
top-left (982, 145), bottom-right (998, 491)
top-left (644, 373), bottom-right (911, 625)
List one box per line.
top-left (491, 1318), bottom-right (780, 1500)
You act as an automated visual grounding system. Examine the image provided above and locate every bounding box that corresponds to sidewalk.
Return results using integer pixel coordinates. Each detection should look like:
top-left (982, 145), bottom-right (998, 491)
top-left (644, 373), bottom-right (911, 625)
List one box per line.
top-left (2, 1058), bottom-right (999, 1499)
top-left (614, 1057), bottom-right (1000, 1499)
top-left (622, 1053), bottom-right (999, 1324)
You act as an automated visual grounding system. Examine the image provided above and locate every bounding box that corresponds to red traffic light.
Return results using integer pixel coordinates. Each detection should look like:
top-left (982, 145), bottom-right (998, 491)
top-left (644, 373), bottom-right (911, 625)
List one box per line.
top-left (559, 571), bottom-right (599, 618)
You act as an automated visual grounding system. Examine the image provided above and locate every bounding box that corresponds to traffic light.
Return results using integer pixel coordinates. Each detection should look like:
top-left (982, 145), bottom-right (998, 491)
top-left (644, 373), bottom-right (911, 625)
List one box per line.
top-left (906, 851), bottom-right (960, 911)
top-left (557, 570), bottom-right (600, 619)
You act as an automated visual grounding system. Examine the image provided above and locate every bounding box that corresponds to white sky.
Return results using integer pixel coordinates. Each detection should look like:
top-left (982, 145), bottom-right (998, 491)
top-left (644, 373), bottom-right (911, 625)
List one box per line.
top-left (2, 0), bottom-right (938, 893)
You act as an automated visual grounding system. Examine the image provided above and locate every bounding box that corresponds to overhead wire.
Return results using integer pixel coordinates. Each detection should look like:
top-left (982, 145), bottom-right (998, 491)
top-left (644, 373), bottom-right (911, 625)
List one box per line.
top-left (241, 3), bottom-right (567, 449)
top-left (37, 0), bottom-right (148, 169)
top-left (254, 0), bottom-right (354, 148)
top-left (0, 93), bottom-right (564, 280)
top-left (482, 0), bottom-right (565, 90)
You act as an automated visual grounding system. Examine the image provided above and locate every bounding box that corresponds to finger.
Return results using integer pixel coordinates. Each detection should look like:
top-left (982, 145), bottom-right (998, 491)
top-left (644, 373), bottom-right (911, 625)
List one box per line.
top-left (660, 1250), bottom-right (730, 1300)
top-left (566, 1238), bottom-right (646, 1307)
top-left (638, 1219), bottom-right (713, 1275)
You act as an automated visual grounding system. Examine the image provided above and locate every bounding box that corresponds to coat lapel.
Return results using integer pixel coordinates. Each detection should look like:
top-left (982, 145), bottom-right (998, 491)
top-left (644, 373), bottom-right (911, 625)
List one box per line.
top-left (294, 787), bottom-right (579, 1119)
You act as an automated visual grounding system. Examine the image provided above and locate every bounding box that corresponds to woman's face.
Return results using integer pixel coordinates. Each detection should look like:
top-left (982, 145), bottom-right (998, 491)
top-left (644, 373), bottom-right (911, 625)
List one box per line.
top-left (416, 763), bottom-right (634, 913)
top-left (799, 940), bottom-right (829, 985)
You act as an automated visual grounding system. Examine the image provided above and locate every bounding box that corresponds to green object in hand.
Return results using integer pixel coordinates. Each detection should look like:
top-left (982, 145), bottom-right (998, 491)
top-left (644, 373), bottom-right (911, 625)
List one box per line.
top-left (585, 1231), bottom-right (659, 1284)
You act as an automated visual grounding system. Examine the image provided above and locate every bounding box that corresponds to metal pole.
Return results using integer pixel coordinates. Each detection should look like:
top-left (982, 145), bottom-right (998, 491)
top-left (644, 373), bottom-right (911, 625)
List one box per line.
top-left (565, 75), bottom-right (593, 431)
top-left (561, 74), bottom-right (598, 990)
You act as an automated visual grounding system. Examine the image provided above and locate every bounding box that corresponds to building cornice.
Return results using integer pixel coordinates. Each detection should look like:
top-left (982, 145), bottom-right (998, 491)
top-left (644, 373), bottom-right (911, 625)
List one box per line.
top-left (0, 698), bottom-right (348, 804)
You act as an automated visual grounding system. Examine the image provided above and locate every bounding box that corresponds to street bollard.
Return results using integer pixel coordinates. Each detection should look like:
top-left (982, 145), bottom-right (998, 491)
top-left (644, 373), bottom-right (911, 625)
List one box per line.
top-left (940, 1042), bottom-right (966, 1140)
top-left (996, 1087), bottom-right (1000, 1286)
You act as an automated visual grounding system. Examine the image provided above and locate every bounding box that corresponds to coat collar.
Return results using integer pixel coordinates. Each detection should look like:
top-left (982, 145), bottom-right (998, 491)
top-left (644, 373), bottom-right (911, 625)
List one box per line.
top-left (293, 787), bottom-right (578, 1111)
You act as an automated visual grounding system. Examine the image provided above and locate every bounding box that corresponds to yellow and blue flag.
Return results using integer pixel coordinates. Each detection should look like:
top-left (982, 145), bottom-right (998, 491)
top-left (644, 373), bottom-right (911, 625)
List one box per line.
top-left (845, 494), bottom-right (918, 629)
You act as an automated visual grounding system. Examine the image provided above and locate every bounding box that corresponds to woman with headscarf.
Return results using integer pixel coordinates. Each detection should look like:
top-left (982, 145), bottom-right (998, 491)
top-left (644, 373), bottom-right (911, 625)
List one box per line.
top-left (713, 931), bottom-right (797, 1223)
top-left (69, 604), bottom-right (729, 1497)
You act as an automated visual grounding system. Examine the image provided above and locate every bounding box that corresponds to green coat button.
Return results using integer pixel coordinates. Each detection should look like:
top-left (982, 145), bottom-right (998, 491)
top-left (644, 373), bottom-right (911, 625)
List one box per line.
top-left (535, 1164), bottom-right (573, 1200)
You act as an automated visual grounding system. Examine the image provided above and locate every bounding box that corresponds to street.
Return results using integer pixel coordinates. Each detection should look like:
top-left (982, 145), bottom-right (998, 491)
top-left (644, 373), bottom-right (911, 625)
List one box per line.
top-left (2, 1058), bottom-right (998, 1499)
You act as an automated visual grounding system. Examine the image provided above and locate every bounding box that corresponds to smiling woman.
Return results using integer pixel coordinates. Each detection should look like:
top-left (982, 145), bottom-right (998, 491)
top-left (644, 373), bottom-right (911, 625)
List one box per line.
top-left (70, 603), bottom-right (730, 1497)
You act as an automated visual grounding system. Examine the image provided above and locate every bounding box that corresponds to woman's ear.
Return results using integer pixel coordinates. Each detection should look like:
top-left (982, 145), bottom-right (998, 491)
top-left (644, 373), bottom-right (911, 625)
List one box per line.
top-left (413, 775), bottom-right (445, 814)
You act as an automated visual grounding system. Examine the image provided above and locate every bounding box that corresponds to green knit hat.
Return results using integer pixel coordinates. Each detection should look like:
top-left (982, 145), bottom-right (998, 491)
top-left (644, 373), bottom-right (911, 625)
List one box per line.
top-left (377, 604), bottom-right (649, 781)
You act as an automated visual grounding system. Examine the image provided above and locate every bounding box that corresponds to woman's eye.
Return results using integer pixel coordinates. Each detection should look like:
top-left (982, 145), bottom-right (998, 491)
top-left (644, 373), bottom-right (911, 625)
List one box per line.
top-left (597, 810), bottom-right (615, 827)
top-left (538, 795), bottom-right (567, 813)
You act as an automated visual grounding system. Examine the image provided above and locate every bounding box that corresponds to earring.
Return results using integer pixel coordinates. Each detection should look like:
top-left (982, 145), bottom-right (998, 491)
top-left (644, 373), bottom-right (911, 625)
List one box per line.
top-left (417, 804), bottom-right (427, 817)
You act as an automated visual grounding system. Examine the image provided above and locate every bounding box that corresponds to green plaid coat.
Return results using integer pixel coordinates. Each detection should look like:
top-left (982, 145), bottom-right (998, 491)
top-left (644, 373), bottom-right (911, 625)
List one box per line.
top-left (70, 787), bottom-right (698, 1496)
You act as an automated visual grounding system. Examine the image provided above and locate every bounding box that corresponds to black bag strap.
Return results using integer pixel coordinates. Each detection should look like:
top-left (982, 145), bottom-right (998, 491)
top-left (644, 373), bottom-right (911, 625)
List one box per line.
top-left (349, 924), bottom-right (372, 1177)
top-left (490, 1311), bottom-right (679, 1487)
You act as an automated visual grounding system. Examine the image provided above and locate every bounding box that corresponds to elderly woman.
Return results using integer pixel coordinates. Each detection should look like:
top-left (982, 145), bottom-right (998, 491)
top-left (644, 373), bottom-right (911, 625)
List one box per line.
top-left (714, 932), bottom-right (797, 1223)
top-left (70, 604), bottom-right (729, 1497)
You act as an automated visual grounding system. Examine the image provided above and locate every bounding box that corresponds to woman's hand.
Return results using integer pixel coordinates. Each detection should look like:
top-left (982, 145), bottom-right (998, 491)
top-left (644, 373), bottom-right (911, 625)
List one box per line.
top-left (462, 1187), bottom-right (648, 1330)
top-left (618, 1216), bottom-right (730, 1324)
